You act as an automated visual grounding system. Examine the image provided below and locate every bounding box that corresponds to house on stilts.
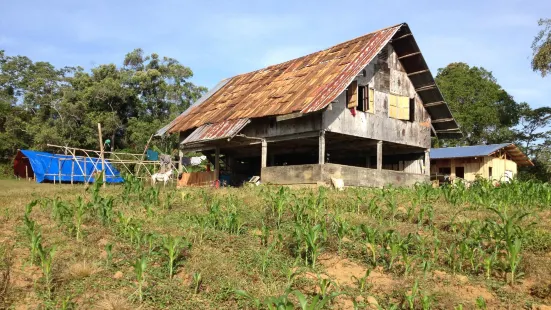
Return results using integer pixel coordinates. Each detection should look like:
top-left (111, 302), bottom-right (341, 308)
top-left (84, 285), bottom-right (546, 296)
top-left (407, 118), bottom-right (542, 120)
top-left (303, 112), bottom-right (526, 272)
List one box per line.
top-left (157, 23), bottom-right (461, 187)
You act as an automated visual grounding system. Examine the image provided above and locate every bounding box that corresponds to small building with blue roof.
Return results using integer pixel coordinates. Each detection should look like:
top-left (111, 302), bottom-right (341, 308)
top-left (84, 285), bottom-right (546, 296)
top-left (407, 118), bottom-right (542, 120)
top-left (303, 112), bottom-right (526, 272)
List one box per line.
top-left (430, 143), bottom-right (533, 182)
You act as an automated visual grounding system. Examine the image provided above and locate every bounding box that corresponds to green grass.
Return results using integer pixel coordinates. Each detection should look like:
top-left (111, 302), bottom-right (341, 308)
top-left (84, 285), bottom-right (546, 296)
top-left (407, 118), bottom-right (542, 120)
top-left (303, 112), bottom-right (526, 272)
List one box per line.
top-left (0, 179), bottom-right (551, 309)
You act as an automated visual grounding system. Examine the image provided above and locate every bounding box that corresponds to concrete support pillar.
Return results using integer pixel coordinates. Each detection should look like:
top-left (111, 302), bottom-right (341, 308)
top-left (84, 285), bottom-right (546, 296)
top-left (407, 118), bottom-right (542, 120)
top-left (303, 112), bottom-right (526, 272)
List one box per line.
top-left (377, 140), bottom-right (383, 170)
top-left (215, 146), bottom-right (220, 181)
top-left (424, 149), bottom-right (430, 176)
top-left (261, 139), bottom-right (267, 168)
top-left (178, 149), bottom-right (183, 173)
top-left (319, 130), bottom-right (326, 164)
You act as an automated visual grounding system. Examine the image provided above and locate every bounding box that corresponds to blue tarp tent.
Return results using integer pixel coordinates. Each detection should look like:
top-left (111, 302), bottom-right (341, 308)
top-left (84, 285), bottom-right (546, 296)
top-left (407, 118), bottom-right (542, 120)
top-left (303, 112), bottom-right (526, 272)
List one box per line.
top-left (14, 150), bottom-right (124, 183)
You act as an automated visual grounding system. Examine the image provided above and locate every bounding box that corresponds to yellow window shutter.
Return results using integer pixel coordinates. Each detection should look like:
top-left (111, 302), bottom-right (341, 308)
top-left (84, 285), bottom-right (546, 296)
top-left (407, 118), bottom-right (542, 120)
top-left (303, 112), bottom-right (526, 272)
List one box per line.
top-left (368, 88), bottom-right (374, 112)
top-left (347, 81), bottom-right (358, 108)
top-left (388, 94), bottom-right (397, 118)
top-left (399, 96), bottom-right (409, 120)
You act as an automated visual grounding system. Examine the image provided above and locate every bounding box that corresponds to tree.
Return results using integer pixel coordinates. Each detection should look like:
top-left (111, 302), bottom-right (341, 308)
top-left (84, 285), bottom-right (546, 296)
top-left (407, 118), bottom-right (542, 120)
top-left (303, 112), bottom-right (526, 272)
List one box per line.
top-left (532, 18), bottom-right (551, 77)
top-left (515, 106), bottom-right (551, 157)
top-left (0, 48), bottom-right (207, 175)
top-left (435, 63), bottom-right (523, 145)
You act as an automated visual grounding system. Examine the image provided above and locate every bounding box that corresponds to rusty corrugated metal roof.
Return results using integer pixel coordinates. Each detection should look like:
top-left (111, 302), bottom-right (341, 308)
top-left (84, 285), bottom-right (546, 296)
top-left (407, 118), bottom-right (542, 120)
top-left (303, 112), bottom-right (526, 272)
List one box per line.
top-left (181, 118), bottom-right (250, 145)
top-left (167, 24), bottom-right (401, 134)
top-left (164, 22), bottom-right (461, 139)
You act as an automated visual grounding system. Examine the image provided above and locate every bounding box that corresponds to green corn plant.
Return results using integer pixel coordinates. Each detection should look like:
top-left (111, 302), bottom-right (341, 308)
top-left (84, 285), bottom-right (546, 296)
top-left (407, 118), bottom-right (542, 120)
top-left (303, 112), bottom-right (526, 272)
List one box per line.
top-left (144, 232), bottom-right (157, 255)
top-left (259, 220), bottom-right (270, 247)
top-left (402, 250), bottom-right (416, 276)
top-left (421, 291), bottom-right (433, 310)
top-left (143, 202), bottom-right (154, 217)
top-left (293, 289), bottom-right (339, 310)
top-left (316, 275), bottom-right (336, 300)
top-left (162, 234), bottom-right (183, 279)
top-left (261, 244), bottom-right (274, 275)
top-left (454, 304), bottom-right (464, 310)
top-left (105, 243), bottom-right (113, 267)
top-left (38, 244), bottom-right (56, 299)
top-left (272, 187), bottom-right (289, 228)
top-left (163, 190), bottom-right (176, 210)
top-left (304, 224), bottom-right (324, 268)
top-left (360, 224), bottom-right (378, 265)
top-left (192, 215), bottom-right (209, 244)
top-left (507, 238), bottom-right (523, 285)
top-left (420, 258), bottom-right (432, 279)
top-left (351, 269), bottom-right (371, 293)
top-left (475, 296), bottom-right (487, 310)
top-left (333, 215), bottom-right (349, 254)
top-left (74, 196), bottom-right (87, 241)
top-left (404, 280), bottom-right (419, 310)
top-left (483, 249), bottom-right (497, 280)
top-left (192, 271), bottom-right (202, 294)
top-left (133, 255), bottom-right (147, 302)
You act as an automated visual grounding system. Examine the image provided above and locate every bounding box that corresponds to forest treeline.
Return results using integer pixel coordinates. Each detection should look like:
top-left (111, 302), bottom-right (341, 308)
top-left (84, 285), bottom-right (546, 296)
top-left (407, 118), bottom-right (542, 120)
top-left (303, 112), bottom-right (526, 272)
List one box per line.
top-left (1, 19), bottom-right (550, 179)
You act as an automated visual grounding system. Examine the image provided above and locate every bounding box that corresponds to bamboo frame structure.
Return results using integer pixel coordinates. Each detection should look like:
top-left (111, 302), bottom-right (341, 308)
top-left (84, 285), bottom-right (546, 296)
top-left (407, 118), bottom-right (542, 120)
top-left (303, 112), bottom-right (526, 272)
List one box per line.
top-left (44, 144), bottom-right (179, 184)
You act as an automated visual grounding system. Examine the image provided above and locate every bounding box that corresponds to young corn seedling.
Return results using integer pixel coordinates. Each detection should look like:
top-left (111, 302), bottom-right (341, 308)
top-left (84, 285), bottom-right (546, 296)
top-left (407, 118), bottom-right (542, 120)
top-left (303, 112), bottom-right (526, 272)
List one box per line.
top-left (507, 238), bottom-right (523, 285)
top-left (259, 220), bottom-right (270, 247)
top-left (192, 271), bottom-right (202, 294)
top-left (351, 269), bottom-right (371, 294)
top-left (304, 224), bottom-right (324, 268)
top-left (360, 224), bottom-right (378, 265)
top-left (316, 275), bottom-right (336, 300)
top-left (162, 234), bottom-right (183, 279)
top-left (293, 289), bottom-right (339, 310)
top-left (475, 296), bottom-right (487, 310)
top-left (483, 249), bottom-right (497, 280)
top-left (333, 215), bottom-right (349, 255)
top-left (133, 255), bottom-right (147, 302)
top-left (38, 244), bottom-right (56, 300)
top-left (74, 196), bottom-right (87, 241)
top-left (404, 280), bottom-right (419, 310)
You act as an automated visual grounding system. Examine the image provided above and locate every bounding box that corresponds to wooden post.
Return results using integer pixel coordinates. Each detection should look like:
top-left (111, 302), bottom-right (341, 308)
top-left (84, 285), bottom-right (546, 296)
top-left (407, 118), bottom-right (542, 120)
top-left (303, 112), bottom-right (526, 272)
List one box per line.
top-left (450, 158), bottom-right (456, 180)
top-left (318, 130), bottom-right (325, 165)
top-left (25, 165), bottom-right (29, 181)
top-left (377, 141), bottom-right (383, 170)
top-left (178, 149), bottom-right (184, 173)
top-left (98, 123), bottom-right (106, 187)
top-left (215, 146), bottom-right (220, 181)
top-left (261, 139), bottom-right (267, 168)
top-left (58, 158), bottom-right (61, 185)
top-left (424, 149), bottom-right (430, 176)
top-left (136, 134), bottom-right (154, 175)
top-left (71, 160), bottom-right (74, 185)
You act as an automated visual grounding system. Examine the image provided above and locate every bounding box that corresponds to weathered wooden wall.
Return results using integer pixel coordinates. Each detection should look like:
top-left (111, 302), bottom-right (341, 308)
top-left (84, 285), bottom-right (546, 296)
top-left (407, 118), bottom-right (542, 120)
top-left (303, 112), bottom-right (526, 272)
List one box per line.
top-left (431, 156), bottom-right (518, 181)
top-left (322, 43), bottom-right (431, 149)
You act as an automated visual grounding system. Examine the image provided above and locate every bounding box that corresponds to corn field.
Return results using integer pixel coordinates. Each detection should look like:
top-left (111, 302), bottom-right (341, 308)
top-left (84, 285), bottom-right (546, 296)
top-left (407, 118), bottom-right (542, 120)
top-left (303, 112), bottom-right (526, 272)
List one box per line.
top-left (1, 177), bottom-right (551, 309)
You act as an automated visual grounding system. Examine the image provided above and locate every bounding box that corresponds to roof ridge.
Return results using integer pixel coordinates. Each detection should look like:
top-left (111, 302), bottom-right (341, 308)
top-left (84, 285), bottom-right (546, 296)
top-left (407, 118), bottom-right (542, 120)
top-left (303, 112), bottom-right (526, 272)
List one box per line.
top-left (435, 143), bottom-right (512, 149)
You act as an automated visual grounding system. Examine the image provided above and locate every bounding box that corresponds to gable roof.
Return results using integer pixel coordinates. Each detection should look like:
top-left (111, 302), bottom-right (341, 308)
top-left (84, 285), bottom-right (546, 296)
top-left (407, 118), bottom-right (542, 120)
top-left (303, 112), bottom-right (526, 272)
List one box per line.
top-left (159, 23), bottom-right (461, 140)
top-left (430, 143), bottom-right (533, 166)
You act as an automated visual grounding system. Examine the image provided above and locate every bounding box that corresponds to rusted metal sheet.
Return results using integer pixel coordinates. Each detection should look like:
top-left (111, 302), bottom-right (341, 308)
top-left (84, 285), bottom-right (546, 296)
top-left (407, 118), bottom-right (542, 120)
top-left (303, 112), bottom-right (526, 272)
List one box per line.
top-left (181, 118), bottom-right (250, 145)
top-left (168, 24), bottom-right (403, 134)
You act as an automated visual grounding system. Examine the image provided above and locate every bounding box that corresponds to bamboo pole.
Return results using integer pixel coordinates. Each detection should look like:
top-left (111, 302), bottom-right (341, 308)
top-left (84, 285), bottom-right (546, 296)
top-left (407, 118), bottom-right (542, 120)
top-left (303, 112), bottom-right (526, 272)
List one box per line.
top-left (137, 134), bottom-right (154, 176)
top-left (71, 160), bottom-right (74, 185)
top-left (98, 123), bottom-right (106, 187)
top-left (25, 165), bottom-right (29, 181)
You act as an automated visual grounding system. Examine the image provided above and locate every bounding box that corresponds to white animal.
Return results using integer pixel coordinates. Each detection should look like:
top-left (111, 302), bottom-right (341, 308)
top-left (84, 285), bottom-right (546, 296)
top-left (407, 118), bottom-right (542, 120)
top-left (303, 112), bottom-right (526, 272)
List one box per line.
top-left (151, 170), bottom-right (173, 187)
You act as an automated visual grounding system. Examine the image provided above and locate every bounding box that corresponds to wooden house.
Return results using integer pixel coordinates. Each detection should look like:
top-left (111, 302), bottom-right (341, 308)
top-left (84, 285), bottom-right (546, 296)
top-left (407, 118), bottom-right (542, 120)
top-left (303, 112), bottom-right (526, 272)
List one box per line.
top-left (430, 143), bottom-right (533, 182)
top-left (157, 23), bottom-right (462, 187)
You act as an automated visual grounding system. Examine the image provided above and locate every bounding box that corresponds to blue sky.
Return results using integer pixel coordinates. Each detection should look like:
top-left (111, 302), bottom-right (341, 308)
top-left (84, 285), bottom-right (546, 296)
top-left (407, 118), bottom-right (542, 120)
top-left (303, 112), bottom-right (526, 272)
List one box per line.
top-left (1, 0), bottom-right (549, 108)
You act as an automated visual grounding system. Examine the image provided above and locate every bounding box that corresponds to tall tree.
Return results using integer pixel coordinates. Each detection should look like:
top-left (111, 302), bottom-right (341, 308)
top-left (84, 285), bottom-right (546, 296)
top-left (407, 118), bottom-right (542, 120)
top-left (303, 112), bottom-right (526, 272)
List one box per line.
top-left (435, 63), bottom-right (522, 145)
top-left (532, 18), bottom-right (551, 77)
top-left (0, 48), bottom-right (207, 173)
